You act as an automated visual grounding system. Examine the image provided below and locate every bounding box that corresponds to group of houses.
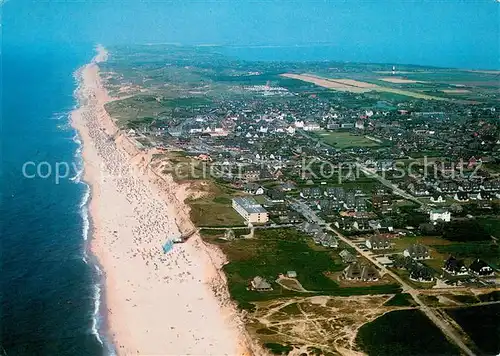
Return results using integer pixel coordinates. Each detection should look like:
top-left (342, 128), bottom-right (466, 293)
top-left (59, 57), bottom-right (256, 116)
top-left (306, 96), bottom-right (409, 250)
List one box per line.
top-left (297, 222), bottom-right (338, 248)
top-left (337, 248), bottom-right (381, 283)
top-left (407, 177), bottom-right (500, 208)
top-left (443, 256), bottom-right (494, 277)
top-left (342, 262), bottom-right (380, 282)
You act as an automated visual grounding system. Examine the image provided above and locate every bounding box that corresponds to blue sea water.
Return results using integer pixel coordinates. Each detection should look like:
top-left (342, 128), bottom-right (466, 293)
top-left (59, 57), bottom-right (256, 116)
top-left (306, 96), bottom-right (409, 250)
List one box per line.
top-left (1, 45), bottom-right (110, 356)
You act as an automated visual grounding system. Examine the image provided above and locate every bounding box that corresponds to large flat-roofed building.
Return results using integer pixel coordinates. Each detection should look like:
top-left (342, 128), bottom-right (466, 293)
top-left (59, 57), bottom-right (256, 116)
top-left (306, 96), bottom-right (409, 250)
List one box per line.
top-left (232, 197), bottom-right (269, 223)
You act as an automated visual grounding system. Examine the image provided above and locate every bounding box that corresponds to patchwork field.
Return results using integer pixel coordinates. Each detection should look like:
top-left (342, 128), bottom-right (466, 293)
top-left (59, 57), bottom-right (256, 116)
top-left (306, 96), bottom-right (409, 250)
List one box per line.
top-left (280, 73), bottom-right (372, 93)
top-left (379, 77), bottom-right (424, 84)
top-left (282, 73), bottom-right (449, 100)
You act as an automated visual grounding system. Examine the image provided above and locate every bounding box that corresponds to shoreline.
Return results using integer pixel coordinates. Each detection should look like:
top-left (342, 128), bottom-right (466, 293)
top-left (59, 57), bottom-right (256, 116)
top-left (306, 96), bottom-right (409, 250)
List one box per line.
top-left (71, 45), bottom-right (253, 355)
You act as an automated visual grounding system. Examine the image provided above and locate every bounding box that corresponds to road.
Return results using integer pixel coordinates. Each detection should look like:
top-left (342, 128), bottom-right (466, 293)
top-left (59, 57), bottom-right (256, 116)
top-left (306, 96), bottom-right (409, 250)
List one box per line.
top-left (355, 163), bottom-right (425, 206)
top-left (326, 225), bottom-right (476, 356)
top-left (299, 129), bottom-right (426, 207)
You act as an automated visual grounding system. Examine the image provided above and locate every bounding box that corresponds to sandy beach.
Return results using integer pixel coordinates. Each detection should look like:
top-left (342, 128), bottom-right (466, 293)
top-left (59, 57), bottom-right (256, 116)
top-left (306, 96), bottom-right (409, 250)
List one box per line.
top-left (71, 46), bottom-right (252, 355)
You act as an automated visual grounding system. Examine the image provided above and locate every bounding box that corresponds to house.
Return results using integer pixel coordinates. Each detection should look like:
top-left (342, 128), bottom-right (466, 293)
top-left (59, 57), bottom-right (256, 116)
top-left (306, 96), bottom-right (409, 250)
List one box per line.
top-left (365, 236), bottom-right (390, 250)
top-left (409, 265), bottom-right (434, 282)
top-left (437, 181), bottom-right (459, 194)
top-left (313, 232), bottom-right (339, 248)
top-left (459, 180), bottom-right (480, 192)
top-left (326, 187), bottom-right (346, 201)
top-left (403, 244), bottom-right (430, 260)
top-left (279, 182), bottom-right (295, 192)
top-left (429, 209), bottom-right (451, 223)
top-left (303, 122), bottom-right (321, 131)
top-left (469, 259), bottom-right (494, 276)
top-left (343, 262), bottom-right (362, 280)
top-left (343, 262), bottom-right (380, 281)
top-left (242, 168), bottom-right (260, 182)
top-left (380, 219), bottom-right (394, 232)
top-left (478, 190), bottom-right (493, 201)
top-left (299, 221), bottom-right (321, 235)
top-left (266, 189), bottom-right (285, 203)
top-left (300, 188), bottom-right (311, 199)
top-left (318, 199), bottom-right (342, 213)
top-left (368, 220), bottom-right (382, 230)
top-left (251, 276), bottom-right (273, 291)
top-left (454, 192), bottom-right (469, 202)
top-left (243, 183), bottom-right (265, 195)
top-left (377, 160), bottom-right (394, 172)
top-left (361, 265), bottom-right (380, 281)
top-left (339, 249), bottom-right (356, 263)
top-left (341, 122), bottom-right (354, 129)
top-left (224, 229), bottom-right (236, 240)
top-left (430, 193), bottom-right (445, 203)
top-left (355, 197), bottom-right (367, 212)
top-left (268, 204), bottom-right (288, 216)
top-left (372, 195), bottom-right (392, 209)
top-left (353, 219), bottom-right (370, 231)
top-left (232, 197), bottom-right (269, 224)
top-left (344, 191), bottom-right (356, 210)
top-left (286, 211), bottom-right (302, 224)
top-left (286, 271), bottom-right (297, 278)
top-left (409, 183), bottom-right (430, 196)
top-left (482, 180), bottom-right (500, 191)
top-left (443, 256), bottom-right (468, 276)
top-left (310, 187), bottom-right (323, 199)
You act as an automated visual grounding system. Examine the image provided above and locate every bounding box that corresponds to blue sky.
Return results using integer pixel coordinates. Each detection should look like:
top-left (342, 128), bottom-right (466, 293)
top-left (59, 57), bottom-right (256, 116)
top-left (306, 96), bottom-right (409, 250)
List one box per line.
top-left (3, 0), bottom-right (499, 69)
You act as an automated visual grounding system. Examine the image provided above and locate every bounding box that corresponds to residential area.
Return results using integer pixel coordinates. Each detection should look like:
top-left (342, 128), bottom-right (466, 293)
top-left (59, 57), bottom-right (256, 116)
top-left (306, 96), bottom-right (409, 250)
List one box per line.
top-left (101, 45), bottom-right (499, 356)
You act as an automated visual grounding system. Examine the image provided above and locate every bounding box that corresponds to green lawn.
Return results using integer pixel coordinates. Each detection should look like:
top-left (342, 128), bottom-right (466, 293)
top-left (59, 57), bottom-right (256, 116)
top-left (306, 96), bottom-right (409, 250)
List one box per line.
top-left (206, 228), bottom-right (401, 310)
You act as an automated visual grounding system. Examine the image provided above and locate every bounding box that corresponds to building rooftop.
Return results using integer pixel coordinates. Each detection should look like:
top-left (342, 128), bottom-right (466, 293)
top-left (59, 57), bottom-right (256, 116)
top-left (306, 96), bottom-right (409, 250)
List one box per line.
top-left (232, 197), bottom-right (267, 214)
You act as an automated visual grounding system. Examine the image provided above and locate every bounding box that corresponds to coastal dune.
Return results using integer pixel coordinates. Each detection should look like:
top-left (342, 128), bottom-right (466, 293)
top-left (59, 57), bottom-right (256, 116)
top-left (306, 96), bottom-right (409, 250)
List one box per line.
top-left (72, 46), bottom-right (252, 355)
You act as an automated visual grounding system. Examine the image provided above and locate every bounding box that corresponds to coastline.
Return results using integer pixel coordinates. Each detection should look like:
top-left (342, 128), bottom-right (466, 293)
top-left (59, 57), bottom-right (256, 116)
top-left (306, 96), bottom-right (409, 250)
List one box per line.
top-left (71, 46), bottom-right (253, 355)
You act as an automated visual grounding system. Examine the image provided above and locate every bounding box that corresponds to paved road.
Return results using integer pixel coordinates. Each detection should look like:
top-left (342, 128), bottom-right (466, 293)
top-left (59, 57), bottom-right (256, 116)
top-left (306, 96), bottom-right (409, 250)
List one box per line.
top-left (355, 163), bottom-right (425, 206)
top-left (326, 225), bottom-right (476, 356)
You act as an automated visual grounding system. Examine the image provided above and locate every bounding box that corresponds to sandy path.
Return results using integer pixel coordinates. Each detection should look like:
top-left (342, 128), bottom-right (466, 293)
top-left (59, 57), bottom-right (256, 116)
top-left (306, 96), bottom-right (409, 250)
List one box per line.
top-left (71, 46), bottom-right (251, 356)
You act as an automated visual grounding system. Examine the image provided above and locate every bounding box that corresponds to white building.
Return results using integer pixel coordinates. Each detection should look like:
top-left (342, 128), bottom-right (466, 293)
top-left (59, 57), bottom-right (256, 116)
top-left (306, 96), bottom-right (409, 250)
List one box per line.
top-left (429, 209), bottom-right (451, 223)
top-left (294, 120), bottom-right (305, 128)
top-left (286, 126), bottom-right (296, 135)
top-left (303, 122), bottom-right (321, 131)
top-left (232, 197), bottom-right (269, 224)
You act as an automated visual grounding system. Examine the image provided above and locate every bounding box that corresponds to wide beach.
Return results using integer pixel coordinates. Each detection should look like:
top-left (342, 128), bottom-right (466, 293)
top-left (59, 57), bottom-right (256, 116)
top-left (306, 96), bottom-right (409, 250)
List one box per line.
top-left (71, 46), bottom-right (250, 355)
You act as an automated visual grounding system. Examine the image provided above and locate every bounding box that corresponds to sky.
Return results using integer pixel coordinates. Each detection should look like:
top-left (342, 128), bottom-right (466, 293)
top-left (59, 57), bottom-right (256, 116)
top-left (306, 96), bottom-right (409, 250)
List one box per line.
top-left (3, 0), bottom-right (500, 69)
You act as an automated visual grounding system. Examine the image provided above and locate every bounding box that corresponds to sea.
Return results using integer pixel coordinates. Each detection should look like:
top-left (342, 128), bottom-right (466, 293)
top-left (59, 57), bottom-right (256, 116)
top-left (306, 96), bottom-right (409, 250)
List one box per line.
top-left (1, 44), bottom-right (112, 356)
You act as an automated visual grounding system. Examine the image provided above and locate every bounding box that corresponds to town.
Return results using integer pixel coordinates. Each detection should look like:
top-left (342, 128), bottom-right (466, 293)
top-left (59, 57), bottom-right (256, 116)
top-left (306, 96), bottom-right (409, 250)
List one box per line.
top-left (101, 45), bottom-right (499, 356)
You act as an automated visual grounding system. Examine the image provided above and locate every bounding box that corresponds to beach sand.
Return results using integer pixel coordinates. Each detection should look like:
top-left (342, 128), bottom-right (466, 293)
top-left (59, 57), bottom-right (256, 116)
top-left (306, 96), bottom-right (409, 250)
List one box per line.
top-left (71, 46), bottom-right (253, 355)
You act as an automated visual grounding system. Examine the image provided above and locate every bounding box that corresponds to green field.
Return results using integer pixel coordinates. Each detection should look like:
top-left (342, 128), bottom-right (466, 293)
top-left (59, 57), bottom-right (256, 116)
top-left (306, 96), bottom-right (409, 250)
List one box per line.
top-left (204, 228), bottom-right (400, 310)
top-left (355, 309), bottom-right (459, 356)
top-left (314, 131), bottom-right (381, 149)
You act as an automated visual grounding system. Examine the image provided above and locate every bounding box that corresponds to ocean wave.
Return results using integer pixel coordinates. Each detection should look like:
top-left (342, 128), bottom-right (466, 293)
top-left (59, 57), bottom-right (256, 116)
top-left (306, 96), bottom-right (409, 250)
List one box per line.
top-left (70, 132), bottom-right (84, 183)
top-left (79, 183), bottom-right (90, 238)
top-left (72, 63), bottom-right (116, 356)
top-left (91, 264), bottom-right (104, 346)
top-left (78, 182), bottom-right (110, 352)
